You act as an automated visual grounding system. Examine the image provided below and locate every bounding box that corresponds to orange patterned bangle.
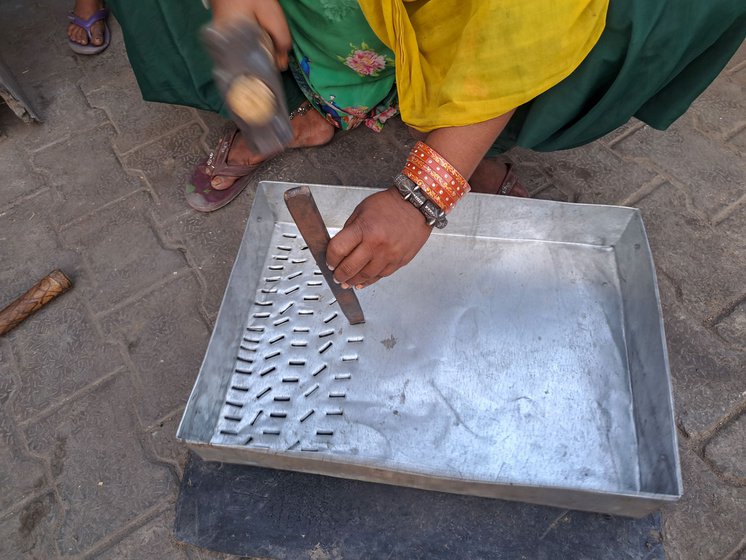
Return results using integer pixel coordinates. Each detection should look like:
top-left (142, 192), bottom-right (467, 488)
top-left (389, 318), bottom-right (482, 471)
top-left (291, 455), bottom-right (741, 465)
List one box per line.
top-left (402, 141), bottom-right (470, 213)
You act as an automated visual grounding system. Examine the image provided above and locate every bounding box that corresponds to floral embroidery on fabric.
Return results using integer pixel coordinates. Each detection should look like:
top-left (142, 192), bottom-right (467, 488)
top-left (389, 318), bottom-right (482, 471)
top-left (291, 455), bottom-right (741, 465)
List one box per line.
top-left (339, 43), bottom-right (393, 77)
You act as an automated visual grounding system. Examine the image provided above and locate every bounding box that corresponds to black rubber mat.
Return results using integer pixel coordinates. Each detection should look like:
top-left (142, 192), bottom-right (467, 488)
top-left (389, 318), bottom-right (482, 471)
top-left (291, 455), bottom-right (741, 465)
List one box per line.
top-left (175, 453), bottom-right (664, 559)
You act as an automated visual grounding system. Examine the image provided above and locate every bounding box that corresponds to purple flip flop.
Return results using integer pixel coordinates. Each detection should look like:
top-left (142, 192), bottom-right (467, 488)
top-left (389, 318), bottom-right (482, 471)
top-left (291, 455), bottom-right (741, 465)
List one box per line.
top-left (68, 8), bottom-right (110, 55)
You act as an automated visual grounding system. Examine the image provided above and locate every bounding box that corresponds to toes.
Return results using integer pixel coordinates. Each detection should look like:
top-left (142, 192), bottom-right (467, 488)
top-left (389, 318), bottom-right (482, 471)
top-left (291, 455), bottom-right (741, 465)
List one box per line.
top-left (91, 21), bottom-right (104, 45)
top-left (211, 176), bottom-right (237, 190)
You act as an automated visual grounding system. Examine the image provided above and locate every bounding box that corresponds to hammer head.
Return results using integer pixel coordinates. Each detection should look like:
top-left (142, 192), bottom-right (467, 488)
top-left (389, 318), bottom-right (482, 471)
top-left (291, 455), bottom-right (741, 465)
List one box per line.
top-left (202, 20), bottom-right (293, 157)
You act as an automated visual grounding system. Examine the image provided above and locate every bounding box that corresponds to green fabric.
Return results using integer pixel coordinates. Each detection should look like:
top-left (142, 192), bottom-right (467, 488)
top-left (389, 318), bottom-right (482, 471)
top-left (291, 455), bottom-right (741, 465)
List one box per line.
top-left (109, 0), bottom-right (745, 152)
top-left (491, 0), bottom-right (746, 154)
top-left (279, 0), bottom-right (397, 130)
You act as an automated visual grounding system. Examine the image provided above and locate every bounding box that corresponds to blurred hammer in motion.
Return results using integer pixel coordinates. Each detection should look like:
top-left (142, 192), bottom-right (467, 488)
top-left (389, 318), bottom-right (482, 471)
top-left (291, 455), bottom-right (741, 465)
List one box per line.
top-left (202, 20), bottom-right (292, 158)
top-left (0, 270), bottom-right (72, 336)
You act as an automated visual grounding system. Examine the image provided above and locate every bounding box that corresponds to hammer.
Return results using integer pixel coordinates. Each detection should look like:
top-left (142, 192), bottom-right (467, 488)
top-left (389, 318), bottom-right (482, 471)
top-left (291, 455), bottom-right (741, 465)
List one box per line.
top-left (0, 270), bottom-right (72, 336)
top-left (202, 20), bottom-right (293, 157)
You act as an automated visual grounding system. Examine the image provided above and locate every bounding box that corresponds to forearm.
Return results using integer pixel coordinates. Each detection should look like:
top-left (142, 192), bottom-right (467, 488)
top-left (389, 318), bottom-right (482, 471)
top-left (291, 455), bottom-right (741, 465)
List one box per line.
top-left (423, 110), bottom-right (514, 180)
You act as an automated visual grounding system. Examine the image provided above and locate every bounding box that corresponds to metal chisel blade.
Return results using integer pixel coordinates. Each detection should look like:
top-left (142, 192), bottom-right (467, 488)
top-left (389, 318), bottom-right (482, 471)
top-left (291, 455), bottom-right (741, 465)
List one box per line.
top-left (284, 186), bottom-right (365, 325)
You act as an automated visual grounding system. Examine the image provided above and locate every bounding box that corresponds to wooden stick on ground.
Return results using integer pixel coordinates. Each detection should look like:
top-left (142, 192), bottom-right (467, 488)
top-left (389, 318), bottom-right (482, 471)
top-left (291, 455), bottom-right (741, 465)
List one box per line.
top-left (0, 270), bottom-right (72, 336)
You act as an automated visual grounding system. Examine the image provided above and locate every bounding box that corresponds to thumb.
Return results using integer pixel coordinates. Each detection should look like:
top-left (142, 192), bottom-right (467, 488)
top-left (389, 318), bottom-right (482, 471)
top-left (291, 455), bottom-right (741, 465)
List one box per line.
top-left (326, 220), bottom-right (364, 271)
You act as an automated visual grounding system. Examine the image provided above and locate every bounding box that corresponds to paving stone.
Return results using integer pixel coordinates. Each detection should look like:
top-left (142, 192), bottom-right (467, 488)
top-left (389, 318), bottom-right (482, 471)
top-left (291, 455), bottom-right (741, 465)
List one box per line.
top-left (527, 143), bottom-right (658, 205)
top-left (6, 286), bottom-right (123, 422)
top-left (60, 192), bottom-right (186, 310)
top-left (0, 192), bottom-right (78, 306)
top-left (84, 69), bottom-right (195, 155)
top-left (689, 74), bottom-right (746, 141)
top-left (31, 124), bottom-right (143, 225)
top-left (0, 492), bottom-right (60, 560)
top-left (0, 138), bottom-right (48, 208)
top-left (24, 374), bottom-right (174, 555)
top-left (0, 407), bottom-right (47, 514)
top-left (705, 411), bottom-right (746, 480)
top-left (146, 409), bottom-right (189, 476)
top-left (93, 508), bottom-right (189, 560)
top-left (716, 298), bottom-right (746, 347)
top-left (638, 183), bottom-right (746, 324)
top-left (662, 447), bottom-right (746, 560)
top-left (99, 273), bottom-right (210, 425)
top-left (121, 122), bottom-right (207, 221)
top-left (612, 115), bottom-right (746, 219)
top-left (657, 276), bottom-right (746, 435)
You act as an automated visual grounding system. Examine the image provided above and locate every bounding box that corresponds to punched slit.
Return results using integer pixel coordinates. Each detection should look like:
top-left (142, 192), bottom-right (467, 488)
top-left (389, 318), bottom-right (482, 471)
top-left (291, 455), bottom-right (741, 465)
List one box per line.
top-left (264, 351), bottom-right (281, 360)
top-left (289, 359), bottom-right (306, 366)
top-left (301, 447), bottom-right (319, 452)
top-left (265, 276), bottom-right (281, 282)
top-left (235, 367), bottom-right (252, 375)
top-left (319, 341), bottom-right (333, 354)
top-left (282, 233), bottom-right (298, 239)
top-left (240, 344), bottom-right (257, 352)
top-left (319, 329), bottom-right (334, 338)
top-left (273, 396), bottom-right (291, 402)
top-left (231, 385), bottom-right (250, 392)
top-left (259, 366), bottom-right (276, 376)
top-left (255, 300), bottom-right (273, 307)
top-left (324, 312), bottom-right (338, 324)
top-left (282, 377), bottom-right (300, 383)
top-left (273, 317), bottom-right (290, 326)
top-left (268, 265), bottom-right (284, 271)
top-left (307, 280), bottom-right (323, 287)
top-left (226, 401), bottom-right (244, 408)
top-left (312, 364), bottom-right (327, 377)
top-left (236, 356), bottom-right (254, 364)
top-left (284, 285), bottom-right (300, 295)
top-left (247, 326), bottom-right (265, 333)
top-left (279, 302), bottom-right (294, 315)
top-left (291, 340), bottom-right (308, 347)
top-left (298, 309), bottom-right (314, 316)
top-left (219, 430), bottom-right (238, 436)
top-left (334, 373), bottom-right (352, 380)
top-left (269, 334), bottom-right (285, 345)
top-left (270, 412), bottom-right (287, 418)
top-left (253, 312), bottom-right (271, 319)
top-left (347, 336), bottom-right (364, 343)
top-left (261, 287), bottom-right (278, 294)
top-left (329, 392), bottom-right (347, 398)
top-left (328, 298), bottom-right (337, 306)
top-left (272, 255), bottom-right (288, 261)
top-left (304, 295), bottom-right (321, 301)
top-left (250, 410), bottom-right (263, 425)
top-left (293, 326), bottom-right (310, 333)
top-left (342, 355), bottom-right (359, 362)
top-left (313, 270), bottom-right (323, 275)
top-left (300, 409), bottom-right (315, 422)
top-left (256, 387), bottom-right (271, 399)
top-left (291, 258), bottom-right (308, 264)
top-left (326, 410), bottom-right (343, 416)
top-left (224, 415), bottom-right (242, 422)
top-left (316, 430), bottom-right (334, 436)
top-left (287, 271), bottom-right (303, 280)
top-left (243, 337), bottom-right (261, 344)
top-left (277, 245), bottom-right (292, 251)
top-left (263, 429), bottom-right (281, 435)
top-left (304, 384), bottom-right (320, 397)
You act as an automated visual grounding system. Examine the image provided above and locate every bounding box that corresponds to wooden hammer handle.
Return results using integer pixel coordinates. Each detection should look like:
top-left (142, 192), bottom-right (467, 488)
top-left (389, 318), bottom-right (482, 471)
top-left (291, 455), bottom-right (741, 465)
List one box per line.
top-left (0, 270), bottom-right (72, 336)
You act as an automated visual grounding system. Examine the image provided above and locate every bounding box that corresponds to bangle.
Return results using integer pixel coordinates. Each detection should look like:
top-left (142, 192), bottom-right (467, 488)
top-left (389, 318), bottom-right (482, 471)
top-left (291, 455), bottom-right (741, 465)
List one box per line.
top-left (393, 174), bottom-right (448, 229)
top-left (402, 141), bottom-right (470, 214)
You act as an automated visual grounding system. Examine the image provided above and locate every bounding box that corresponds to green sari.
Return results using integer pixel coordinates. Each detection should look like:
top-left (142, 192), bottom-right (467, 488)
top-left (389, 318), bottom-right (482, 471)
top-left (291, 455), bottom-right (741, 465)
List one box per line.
top-left (108, 0), bottom-right (745, 153)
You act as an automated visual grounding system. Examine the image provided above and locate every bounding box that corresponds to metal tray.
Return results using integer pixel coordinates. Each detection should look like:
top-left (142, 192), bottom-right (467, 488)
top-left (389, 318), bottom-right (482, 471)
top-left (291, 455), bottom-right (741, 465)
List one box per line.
top-left (177, 182), bottom-right (682, 517)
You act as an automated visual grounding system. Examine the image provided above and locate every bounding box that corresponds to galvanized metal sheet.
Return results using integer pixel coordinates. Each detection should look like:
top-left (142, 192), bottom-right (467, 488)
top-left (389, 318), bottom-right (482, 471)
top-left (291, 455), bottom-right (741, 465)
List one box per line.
top-left (179, 182), bottom-right (682, 517)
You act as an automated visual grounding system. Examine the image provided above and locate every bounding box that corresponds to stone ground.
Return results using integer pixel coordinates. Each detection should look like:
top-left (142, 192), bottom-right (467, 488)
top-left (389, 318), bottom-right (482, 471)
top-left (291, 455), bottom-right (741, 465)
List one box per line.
top-left (0, 3), bottom-right (744, 559)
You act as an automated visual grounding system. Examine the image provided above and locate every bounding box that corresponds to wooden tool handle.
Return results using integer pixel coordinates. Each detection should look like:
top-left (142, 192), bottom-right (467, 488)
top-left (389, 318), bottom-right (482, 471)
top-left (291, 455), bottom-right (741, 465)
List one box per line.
top-left (0, 270), bottom-right (72, 336)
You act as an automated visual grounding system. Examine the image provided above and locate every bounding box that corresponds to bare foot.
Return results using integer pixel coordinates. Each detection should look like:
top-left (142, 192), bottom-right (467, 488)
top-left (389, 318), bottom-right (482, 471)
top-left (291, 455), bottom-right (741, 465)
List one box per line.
top-left (469, 158), bottom-right (529, 197)
top-left (68, 0), bottom-right (105, 46)
top-left (212, 106), bottom-right (335, 190)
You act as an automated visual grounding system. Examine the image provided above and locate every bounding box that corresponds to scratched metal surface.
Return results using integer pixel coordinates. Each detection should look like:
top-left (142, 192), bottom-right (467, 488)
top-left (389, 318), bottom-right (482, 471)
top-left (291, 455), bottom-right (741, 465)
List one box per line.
top-left (178, 182), bottom-right (682, 516)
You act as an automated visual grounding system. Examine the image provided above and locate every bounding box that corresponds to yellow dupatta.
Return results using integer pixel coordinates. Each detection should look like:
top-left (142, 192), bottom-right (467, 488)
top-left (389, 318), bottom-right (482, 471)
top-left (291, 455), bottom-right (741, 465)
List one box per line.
top-left (357, 0), bottom-right (609, 131)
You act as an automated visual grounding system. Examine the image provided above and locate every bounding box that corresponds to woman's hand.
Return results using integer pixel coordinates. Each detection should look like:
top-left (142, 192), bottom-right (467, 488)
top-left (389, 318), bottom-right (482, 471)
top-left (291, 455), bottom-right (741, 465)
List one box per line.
top-left (326, 187), bottom-right (433, 289)
top-left (210, 0), bottom-right (291, 70)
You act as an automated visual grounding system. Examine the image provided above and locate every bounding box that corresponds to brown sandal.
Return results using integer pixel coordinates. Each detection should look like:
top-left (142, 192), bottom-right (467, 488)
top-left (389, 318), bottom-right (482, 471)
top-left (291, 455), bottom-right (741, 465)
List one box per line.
top-left (497, 163), bottom-right (530, 197)
top-left (185, 127), bottom-right (264, 212)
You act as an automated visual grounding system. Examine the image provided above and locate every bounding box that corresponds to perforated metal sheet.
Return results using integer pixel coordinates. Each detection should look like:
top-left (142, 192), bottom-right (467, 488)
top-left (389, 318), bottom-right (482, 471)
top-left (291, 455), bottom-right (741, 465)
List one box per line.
top-left (210, 225), bottom-right (364, 451)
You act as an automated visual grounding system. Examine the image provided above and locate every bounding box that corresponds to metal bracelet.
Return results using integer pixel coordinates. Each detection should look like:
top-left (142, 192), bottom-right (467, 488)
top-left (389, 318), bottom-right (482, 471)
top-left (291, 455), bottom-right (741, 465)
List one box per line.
top-left (394, 174), bottom-right (448, 229)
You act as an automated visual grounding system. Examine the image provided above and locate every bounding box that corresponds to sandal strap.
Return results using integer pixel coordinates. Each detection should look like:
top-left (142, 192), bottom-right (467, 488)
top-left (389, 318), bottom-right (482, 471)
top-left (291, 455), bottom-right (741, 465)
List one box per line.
top-left (205, 128), bottom-right (260, 177)
top-left (497, 163), bottom-right (524, 196)
top-left (68, 8), bottom-right (109, 40)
